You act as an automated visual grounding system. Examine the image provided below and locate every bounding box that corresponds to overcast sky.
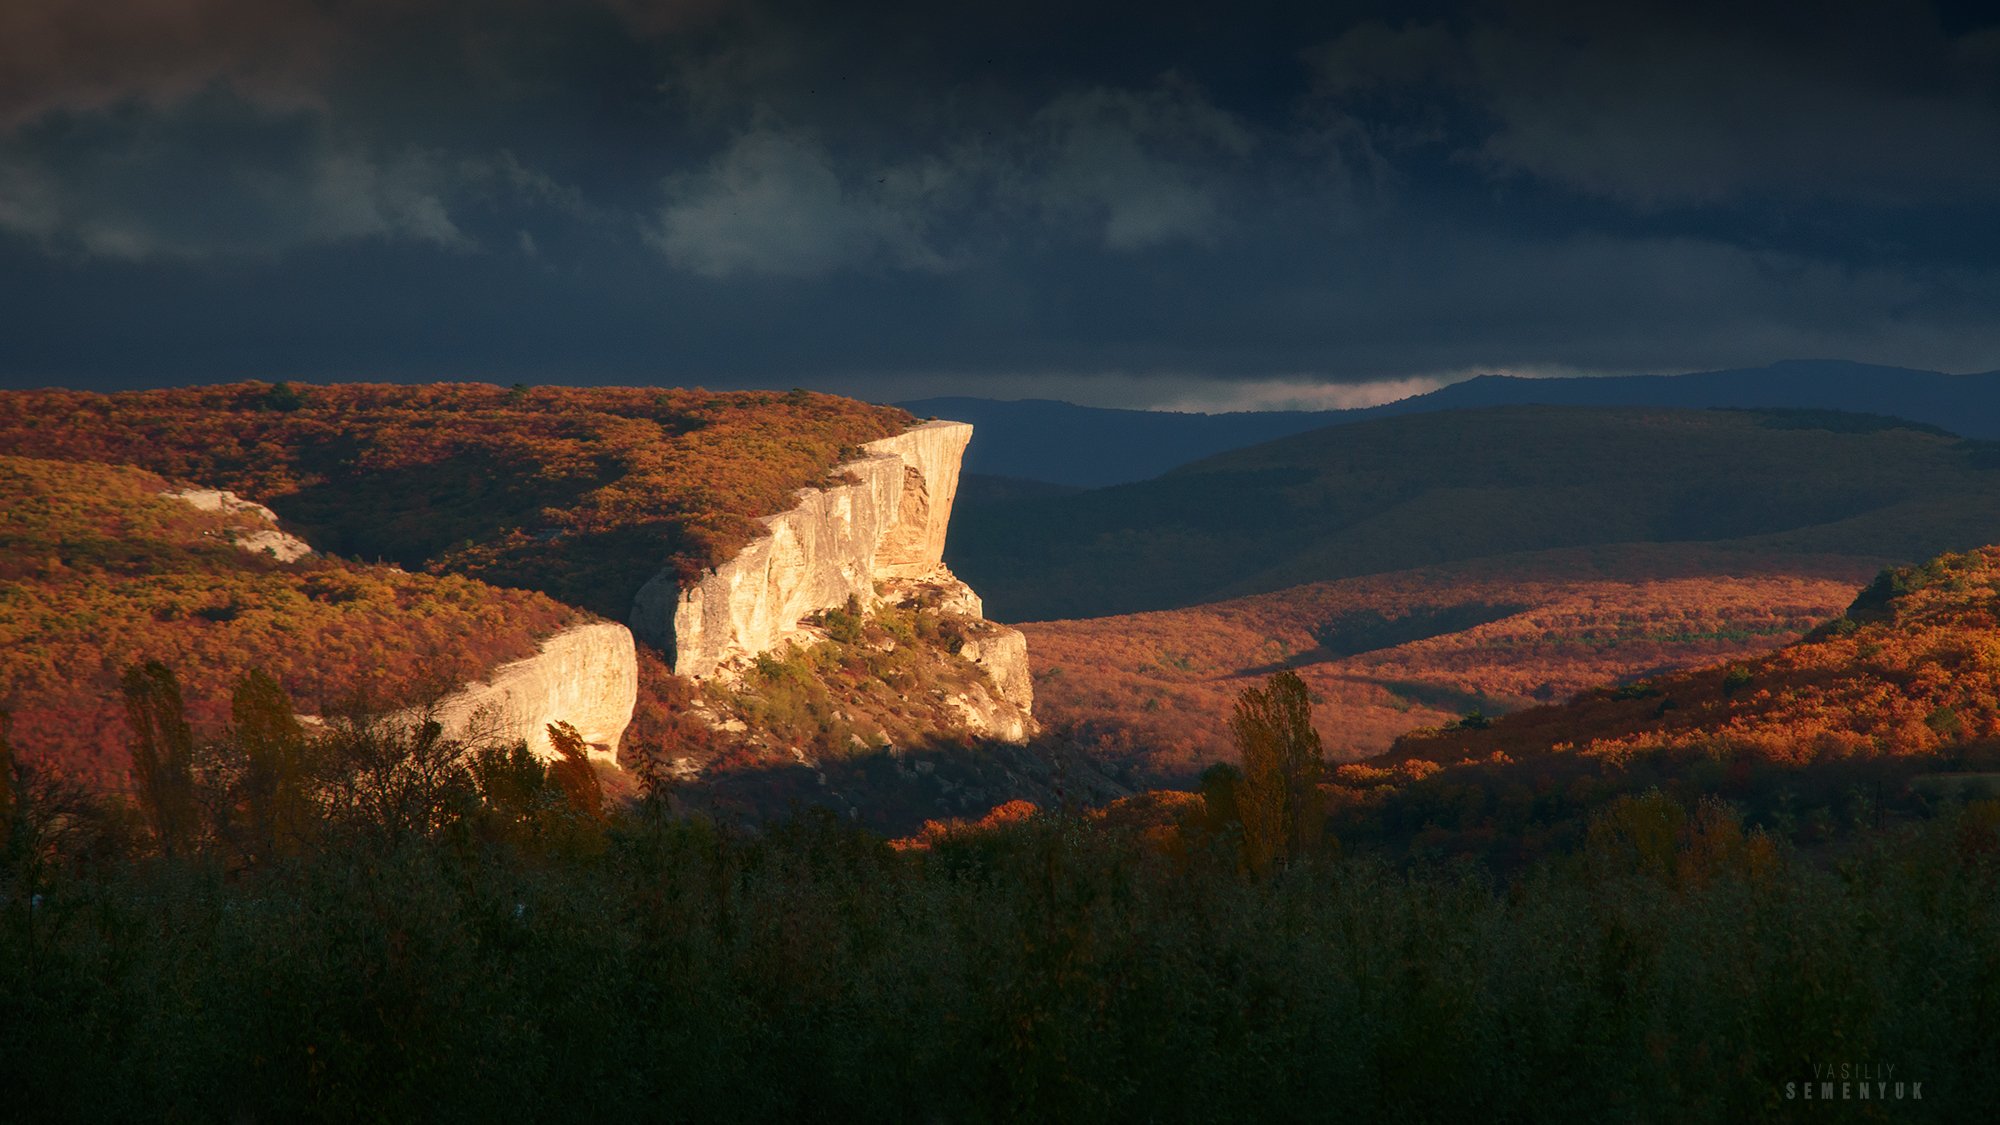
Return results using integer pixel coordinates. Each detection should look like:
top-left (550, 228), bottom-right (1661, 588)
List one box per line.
top-left (3, 0), bottom-right (1999, 408)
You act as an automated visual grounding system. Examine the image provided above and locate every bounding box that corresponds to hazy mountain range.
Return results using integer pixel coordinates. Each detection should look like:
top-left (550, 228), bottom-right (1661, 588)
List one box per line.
top-left (904, 360), bottom-right (2000, 487)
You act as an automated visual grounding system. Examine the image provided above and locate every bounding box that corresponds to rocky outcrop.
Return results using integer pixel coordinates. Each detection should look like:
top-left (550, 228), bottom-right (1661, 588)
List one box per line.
top-left (632, 420), bottom-right (973, 678)
top-left (880, 568), bottom-right (1035, 743)
top-left (631, 418), bottom-right (1035, 744)
top-left (943, 621), bottom-right (1034, 743)
top-left (424, 621), bottom-right (637, 763)
top-left (958, 624), bottom-right (1033, 714)
top-left (166, 487), bottom-right (313, 562)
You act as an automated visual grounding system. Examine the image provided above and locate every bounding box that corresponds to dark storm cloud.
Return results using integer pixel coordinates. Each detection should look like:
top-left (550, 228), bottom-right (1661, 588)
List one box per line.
top-left (2, 0), bottom-right (1998, 404)
top-left (1314, 1), bottom-right (2000, 209)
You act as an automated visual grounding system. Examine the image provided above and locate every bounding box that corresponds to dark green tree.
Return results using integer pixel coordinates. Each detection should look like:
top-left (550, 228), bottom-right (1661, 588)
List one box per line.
top-left (261, 381), bottom-right (306, 411)
top-left (470, 742), bottom-right (552, 848)
top-left (0, 709), bottom-right (14, 846)
top-left (1199, 761), bottom-right (1242, 836)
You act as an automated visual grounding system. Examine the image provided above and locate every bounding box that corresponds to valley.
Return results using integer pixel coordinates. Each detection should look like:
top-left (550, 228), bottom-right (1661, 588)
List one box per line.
top-left (1023, 544), bottom-right (1874, 782)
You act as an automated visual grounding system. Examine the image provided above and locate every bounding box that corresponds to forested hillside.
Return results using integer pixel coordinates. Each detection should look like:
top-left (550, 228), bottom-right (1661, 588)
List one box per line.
top-left (0, 383), bottom-right (910, 619)
top-left (0, 384), bottom-right (1113, 832)
top-left (1395, 546), bottom-right (2000, 770)
top-left (0, 456), bottom-right (579, 782)
top-left (1141, 542), bottom-right (2000, 870)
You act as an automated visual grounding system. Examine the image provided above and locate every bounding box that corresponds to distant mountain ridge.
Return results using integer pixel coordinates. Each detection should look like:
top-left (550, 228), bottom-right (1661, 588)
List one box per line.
top-left (1369, 360), bottom-right (2000, 429)
top-left (896, 396), bottom-right (1341, 488)
top-left (903, 360), bottom-right (2000, 487)
top-left (946, 404), bottom-right (2000, 622)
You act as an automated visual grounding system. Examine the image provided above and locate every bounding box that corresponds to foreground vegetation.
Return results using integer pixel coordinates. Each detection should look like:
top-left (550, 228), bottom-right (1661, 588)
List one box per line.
top-left (7, 792), bottom-right (1995, 1120)
top-left (4, 667), bottom-right (1996, 1121)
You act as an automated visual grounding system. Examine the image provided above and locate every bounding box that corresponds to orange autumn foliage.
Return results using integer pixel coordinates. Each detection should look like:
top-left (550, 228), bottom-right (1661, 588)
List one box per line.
top-left (1026, 543), bottom-right (1874, 782)
top-left (0, 455), bottom-right (579, 783)
top-left (1393, 546), bottom-right (2000, 770)
top-left (0, 382), bottom-right (911, 619)
top-left (891, 798), bottom-right (1041, 851)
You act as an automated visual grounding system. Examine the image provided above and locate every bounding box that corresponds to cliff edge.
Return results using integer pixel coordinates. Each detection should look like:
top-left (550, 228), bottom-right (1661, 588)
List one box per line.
top-left (169, 481), bottom-right (640, 765)
top-left (424, 621), bottom-right (639, 763)
top-left (631, 419), bottom-right (1033, 742)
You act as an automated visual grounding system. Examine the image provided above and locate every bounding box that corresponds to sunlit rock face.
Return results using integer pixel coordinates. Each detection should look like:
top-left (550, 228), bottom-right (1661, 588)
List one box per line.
top-left (951, 619), bottom-right (1035, 743)
top-left (425, 621), bottom-right (638, 763)
top-left (882, 567), bottom-right (1037, 744)
top-left (958, 624), bottom-right (1033, 714)
top-left (163, 483), bottom-right (634, 764)
top-left (632, 419), bottom-right (1035, 743)
top-left (633, 420), bottom-right (971, 677)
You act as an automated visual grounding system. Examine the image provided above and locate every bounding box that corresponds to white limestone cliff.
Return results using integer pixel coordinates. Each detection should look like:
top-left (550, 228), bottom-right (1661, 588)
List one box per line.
top-left (629, 418), bottom-right (1035, 743)
top-left (631, 420), bottom-right (970, 676)
top-left (424, 621), bottom-right (638, 763)
top-left (958, 624), bottom-right (1033, 714)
